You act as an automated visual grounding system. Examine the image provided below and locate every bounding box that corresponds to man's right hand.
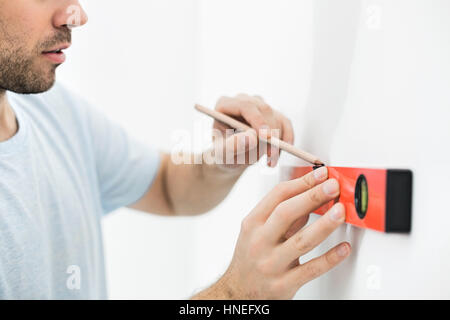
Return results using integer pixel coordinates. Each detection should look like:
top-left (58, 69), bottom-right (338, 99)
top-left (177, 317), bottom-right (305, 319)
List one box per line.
top-left (192, 166), bottom-right (351, 300)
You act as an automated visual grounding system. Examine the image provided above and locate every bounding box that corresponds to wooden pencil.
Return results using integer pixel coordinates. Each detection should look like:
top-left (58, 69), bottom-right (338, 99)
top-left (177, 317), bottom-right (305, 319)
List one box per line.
top-left (195, 104), bottom-right (324, 166)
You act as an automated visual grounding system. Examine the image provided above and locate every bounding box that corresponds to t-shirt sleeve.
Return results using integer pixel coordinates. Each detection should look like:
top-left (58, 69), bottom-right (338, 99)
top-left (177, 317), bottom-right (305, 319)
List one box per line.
top-left (83, 103), bottom-right (161, 214)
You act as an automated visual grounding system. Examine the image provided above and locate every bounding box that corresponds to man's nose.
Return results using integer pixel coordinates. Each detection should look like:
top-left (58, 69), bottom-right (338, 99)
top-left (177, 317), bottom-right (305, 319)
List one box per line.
top-left (53, 1), bottom-right (88, 29)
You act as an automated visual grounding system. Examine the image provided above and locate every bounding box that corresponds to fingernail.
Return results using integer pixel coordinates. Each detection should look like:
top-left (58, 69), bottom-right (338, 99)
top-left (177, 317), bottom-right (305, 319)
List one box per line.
top-left (337, 244), bottom-right (349, 257)
top-left (313, 166), bottom-right (328, 181)
top-left (322, 179), bottom-right (339, 196)
top-left (330, 204), bottom-right (344, 222)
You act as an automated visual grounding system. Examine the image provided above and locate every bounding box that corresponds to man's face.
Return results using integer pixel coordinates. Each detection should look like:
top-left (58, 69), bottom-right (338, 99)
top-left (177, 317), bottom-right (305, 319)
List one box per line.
top-left (0, 0), bottom-right (88, 94)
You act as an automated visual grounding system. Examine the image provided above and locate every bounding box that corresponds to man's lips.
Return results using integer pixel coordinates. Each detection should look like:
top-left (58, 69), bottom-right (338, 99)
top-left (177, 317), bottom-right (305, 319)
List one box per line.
top-left (41, 43), bottom-right (71, 64)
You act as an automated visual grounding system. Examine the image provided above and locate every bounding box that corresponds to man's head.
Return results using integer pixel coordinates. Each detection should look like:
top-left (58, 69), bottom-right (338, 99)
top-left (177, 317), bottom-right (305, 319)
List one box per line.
top-left (0, 0), bottom-right (88, 94)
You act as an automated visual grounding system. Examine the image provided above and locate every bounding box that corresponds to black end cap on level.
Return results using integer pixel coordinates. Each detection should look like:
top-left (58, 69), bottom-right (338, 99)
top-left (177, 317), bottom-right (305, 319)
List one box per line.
top-left (385, 170), bottom-right (413, 233)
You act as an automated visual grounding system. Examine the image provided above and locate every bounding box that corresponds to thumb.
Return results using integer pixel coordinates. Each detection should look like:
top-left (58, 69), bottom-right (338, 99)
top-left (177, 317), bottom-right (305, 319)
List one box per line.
top-left (221, 129), bottom-right (258, 165)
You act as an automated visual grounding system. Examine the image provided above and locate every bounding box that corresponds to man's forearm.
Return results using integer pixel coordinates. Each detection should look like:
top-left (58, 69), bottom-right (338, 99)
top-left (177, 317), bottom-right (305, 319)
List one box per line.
top-left (191, 272), bottom-right (239, 300)
top-left (166, 152), bottom-right (246, 216)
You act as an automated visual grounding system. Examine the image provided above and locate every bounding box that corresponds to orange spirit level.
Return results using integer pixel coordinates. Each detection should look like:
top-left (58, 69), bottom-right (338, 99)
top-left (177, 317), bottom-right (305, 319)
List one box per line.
top-left (282, 167), bottom-right (413, 233)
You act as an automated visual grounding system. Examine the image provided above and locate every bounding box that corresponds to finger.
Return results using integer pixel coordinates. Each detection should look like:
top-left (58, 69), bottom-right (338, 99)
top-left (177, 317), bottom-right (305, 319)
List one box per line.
top-left (267, 126), bottom-right (281, 168)
top-left (213, 120), bottom-right (232, 133)
top-left (259, 126), bottom-right (272, 165)
top-left (284, 215), bottom-right (310, 240)
top-left (275, 203), bottom-right (346, 266)
top-left (268, 113), bottom-right (293, 168)
top-left (288, 258), bottom-right (300, 270)
top-left (213, 121), bottom-right (265, 162)
top-left (212, 121), bottom-right (234, 144)
top-left (285, 242), bottom-right (351, 288)
top-left (264, 178), bottom-right (340, 243)
top-left (216, 99), bottom-right (271, 136)
top-left (246, 167), bottom-right (329, 223)
top-left (278, 112), bottom-right (295, 145)
top-left (255, 104), bottom-right (278, 167)
top-left (220, 129), bottom-right (258, 164)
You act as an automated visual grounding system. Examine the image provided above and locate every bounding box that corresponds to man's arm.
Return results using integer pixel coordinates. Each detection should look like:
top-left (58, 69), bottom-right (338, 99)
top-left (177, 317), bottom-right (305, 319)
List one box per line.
top-left (129, 152), bottom-right (246, 216)
top-left (127, 96), bottom-right (351, 299)
top-left (129, 94), bottom-right (294, 216)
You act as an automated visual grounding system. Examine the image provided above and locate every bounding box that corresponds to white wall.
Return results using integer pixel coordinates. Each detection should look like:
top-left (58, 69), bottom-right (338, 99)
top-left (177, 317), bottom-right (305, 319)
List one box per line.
top-left (299, 0), bottom-right (450, 299)
top-left (59, 0), bottom-right (450, 299)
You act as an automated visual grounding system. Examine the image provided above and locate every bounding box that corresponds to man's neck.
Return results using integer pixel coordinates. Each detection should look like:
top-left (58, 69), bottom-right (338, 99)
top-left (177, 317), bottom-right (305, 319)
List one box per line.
top-left (0, 89), bottom-right (19, 142)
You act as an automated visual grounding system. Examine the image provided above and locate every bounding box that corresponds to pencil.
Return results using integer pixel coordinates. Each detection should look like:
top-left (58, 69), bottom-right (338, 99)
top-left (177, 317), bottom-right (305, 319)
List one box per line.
top-left (194, 104), bottom-right (324, 166)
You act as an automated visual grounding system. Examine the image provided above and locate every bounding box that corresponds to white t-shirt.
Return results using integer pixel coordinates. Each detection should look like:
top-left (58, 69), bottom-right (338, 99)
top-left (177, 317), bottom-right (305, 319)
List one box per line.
top-left (0, 83), bottom-right (160, 299)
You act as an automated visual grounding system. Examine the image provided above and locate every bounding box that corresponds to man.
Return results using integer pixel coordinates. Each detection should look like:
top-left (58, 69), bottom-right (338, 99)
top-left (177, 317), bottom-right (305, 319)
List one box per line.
top-left (0, 0), bottom-right (351, 300)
